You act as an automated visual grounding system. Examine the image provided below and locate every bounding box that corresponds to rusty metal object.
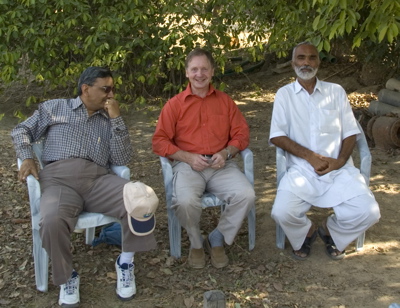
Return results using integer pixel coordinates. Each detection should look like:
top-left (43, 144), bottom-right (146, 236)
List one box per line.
top-left (368, 116), bottom-right (400, 150)
top-left (366, 115), bottom-right (379, 140)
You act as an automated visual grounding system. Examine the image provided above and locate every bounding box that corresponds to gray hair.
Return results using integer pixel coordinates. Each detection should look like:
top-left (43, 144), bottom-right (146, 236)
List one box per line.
top-left (292, 41), bottom-right (319, 61)
top-left (185, 48), bottom-right (216, 69)
top-left (77, 67), bottom-right (113, 95)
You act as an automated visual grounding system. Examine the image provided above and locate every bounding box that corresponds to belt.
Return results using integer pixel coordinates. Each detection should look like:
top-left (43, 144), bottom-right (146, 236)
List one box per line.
top-left (45, 160), bottom-right (58, 165)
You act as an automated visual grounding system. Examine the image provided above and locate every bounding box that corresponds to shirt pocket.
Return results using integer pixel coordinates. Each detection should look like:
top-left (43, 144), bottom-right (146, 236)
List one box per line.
top-left (318, 109), bottom-right (340, 134)
top-left (208, 114), bottom-right (230, 142)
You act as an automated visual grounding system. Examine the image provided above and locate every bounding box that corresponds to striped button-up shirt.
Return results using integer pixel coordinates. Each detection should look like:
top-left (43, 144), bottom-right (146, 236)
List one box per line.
top-left (11, 97), bottom-right (132, 168)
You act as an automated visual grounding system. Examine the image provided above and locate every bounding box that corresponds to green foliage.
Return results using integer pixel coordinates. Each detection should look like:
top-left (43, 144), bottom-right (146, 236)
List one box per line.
top-left (0, 0), bottom-right (248, 105)
top-left (245, 0), bottom-right (400, 60)
top-left (0, 0), bottom-right (399, 107)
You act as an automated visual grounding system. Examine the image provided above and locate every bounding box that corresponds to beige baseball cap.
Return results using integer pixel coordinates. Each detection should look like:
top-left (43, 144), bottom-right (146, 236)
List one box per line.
top-left (123, 181), bottom-right (159, 236)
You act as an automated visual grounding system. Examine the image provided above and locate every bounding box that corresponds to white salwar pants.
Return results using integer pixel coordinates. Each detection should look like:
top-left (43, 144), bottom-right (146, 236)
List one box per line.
top-left (271, 190), bottom-right (380, 252)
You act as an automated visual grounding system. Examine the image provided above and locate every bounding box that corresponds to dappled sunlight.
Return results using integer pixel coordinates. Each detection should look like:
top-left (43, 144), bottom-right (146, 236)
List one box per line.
top-left (353, 241), bottom-right (400, 257)
top-left (235, 100), bottom-right (247, 105)
top-left (369, 174), bottom-right (399, 194)
top-left (293, 176), bottom-right (307, 187)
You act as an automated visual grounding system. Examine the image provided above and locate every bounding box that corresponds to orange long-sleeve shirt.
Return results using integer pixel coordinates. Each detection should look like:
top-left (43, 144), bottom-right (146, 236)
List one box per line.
top-left (152, 84), bottom-right (249, 157)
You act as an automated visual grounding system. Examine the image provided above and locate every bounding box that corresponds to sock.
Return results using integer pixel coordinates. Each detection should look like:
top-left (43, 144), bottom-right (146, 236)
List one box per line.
top-left (119, 252), bottom-right (135, 265)
top-left (208, 228), bottom-right (224, 247)
top-left (190, 235), bottom-right (206, 249)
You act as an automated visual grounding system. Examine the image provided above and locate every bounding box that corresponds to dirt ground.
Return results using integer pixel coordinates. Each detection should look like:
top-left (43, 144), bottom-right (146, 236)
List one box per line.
top-left (0, 61), bottom-right (399, 308)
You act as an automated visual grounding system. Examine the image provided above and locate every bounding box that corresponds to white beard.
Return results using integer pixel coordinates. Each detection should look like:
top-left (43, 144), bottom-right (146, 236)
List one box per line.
top-left (294, 65), bottom-right (318, 80)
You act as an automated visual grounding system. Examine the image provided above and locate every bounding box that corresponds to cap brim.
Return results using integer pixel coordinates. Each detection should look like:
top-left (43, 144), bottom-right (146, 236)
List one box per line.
top-left (128, 215), bottom-right (155, 236)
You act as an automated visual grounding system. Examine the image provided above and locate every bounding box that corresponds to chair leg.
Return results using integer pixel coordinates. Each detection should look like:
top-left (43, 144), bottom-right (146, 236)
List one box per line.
top-left (355, 232), bottom-right (365, 251)
top-left (85, 227), bottom-right (95, 245)
top-left (247, 206), bottom-right (256, 251)
top-left (276, 224), bottom-right (286, 250)
top-left (168, 208), bottom-right (182, 258)
top-left (33, 228), bottom-right (49, 292)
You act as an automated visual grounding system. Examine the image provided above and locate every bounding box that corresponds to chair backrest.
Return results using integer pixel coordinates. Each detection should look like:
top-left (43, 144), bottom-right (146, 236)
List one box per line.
top-left (276, 121), bottom-right (371, 185)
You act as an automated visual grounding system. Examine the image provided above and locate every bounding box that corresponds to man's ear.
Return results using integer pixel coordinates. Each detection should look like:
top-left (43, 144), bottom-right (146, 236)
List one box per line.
top-left (81, 84), bottom-right (90, 96)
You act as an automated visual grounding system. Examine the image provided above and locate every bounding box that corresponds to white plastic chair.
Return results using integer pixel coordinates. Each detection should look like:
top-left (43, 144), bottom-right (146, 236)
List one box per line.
top-left (17, 140), bottom-right (130, 292)
top-left (160, 148), bottom-right (256, 258)
top-left (275, 121), bottom-right (370, 251)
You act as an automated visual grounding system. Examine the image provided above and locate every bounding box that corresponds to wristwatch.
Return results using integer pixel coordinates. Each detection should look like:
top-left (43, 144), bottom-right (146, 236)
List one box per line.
top-left (225, 147), bottom-right (232, 160)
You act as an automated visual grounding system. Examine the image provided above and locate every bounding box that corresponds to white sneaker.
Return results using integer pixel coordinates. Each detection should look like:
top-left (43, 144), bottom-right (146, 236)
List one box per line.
top-left (59, 271), bottom-right (80, 307)
top-left (115, 256), bottom-right (136, 300)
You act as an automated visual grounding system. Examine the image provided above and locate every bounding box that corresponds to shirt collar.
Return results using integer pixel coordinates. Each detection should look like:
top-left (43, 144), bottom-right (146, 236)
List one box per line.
top-left (182, 83), bottom-right (216, 100)
top-left (72, 96), bottom-right (84, 109)
top-left (294, 77), bottom-right (321, 94)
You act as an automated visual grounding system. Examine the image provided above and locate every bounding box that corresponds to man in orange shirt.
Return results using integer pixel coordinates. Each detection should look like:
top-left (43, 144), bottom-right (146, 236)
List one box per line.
top-left (152, 48), bottom-right (256, 269)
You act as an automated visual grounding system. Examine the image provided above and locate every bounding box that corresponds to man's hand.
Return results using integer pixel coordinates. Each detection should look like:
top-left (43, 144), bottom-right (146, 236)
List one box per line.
top-left (208, 151), bottom-right (226, 170)
top-left (314, 156), bottom-right (346, 176)
top-left (189, 154), bottom-right (218, 172)
top-left (18, 158), bottom-right (39, 182)
top-left (186, 152), bottom-right (227, 172)
top-left (307, 153), bottom-right (330, 174)
top-left (169, 150), bottom-right (229, 172)
top-left (104, 98), bottom-right (121, 118)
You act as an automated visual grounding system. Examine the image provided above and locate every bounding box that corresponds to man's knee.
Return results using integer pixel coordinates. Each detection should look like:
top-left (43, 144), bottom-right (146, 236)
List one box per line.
top-left (365, 199), bottom-right (381, 224)
top-left (232, 185), bottom-right (256, 205)
top-left (40, 211), bottom-right (74, 235)
top-left (243, 186), bottom-right (256, 202)
top-left (172, 194), bottom-right (201, 212)
top-left (355, 193), bottom-right (381, 223)
top-left (40, 200), bottom-right (80, 235)
top-left (271, 205), bottom-right (292, 224)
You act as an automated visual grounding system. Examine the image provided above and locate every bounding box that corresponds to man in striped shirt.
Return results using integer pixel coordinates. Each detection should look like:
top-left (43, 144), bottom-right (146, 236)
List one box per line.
top-left (12, 67), bottom-right (156, 307)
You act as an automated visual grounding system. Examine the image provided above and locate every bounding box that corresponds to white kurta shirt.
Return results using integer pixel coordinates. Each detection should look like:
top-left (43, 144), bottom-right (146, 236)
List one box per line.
top-left (269, 79), bottom-right (371, 207)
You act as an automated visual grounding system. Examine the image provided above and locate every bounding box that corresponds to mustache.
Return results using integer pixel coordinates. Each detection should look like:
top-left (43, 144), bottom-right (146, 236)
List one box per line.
top-left (298, 65), bottom-right (315, 71)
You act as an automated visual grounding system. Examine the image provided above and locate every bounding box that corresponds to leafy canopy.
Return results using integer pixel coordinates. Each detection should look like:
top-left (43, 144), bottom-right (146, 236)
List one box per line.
top-left (0, 0), bottom-right (399, 106)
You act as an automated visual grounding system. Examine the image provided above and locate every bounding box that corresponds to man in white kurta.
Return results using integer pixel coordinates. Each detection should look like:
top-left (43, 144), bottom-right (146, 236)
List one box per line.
top-left (270, 42), bottom-right (380, 260)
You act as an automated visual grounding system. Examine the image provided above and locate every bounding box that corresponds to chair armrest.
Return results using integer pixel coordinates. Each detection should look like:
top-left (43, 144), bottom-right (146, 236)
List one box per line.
top-left (18, 158), bottom-right (41, 230)
top-left (276, 147), bottom-right (287, 185)
top-left (159, 157), bottom-right (174, 208)
top-left (110, 165), bottom-right (130, 181)
top-left (240, 148), bottom-right (254, 186)
top-left (355, 121), bottom-right (372, 185)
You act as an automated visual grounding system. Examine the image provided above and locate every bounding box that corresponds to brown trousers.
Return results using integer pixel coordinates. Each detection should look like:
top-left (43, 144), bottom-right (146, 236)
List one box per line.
top-left (39, 158), bottom-right (156, 285)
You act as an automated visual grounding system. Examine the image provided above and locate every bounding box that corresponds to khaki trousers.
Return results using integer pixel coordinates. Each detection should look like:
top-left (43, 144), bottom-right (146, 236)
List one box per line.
top-left (172, 160), bottom-right (256, 249)
top-left (39, 158), bottom-right (156, 285)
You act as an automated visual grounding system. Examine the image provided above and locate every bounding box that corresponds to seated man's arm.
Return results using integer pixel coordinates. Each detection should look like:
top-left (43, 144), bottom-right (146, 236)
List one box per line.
top-left (271, 136), bottom-right (329, 173)
top-left (271, 135), bottom-right (356, 176)
top-left (11, 108), bottom-right (47, 182)
top-left (315, 135), bottom-right (356, 175)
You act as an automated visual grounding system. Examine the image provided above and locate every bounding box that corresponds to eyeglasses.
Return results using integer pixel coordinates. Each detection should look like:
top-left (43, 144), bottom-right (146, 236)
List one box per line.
top-left (92, 85), bottom-right (115, 94)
